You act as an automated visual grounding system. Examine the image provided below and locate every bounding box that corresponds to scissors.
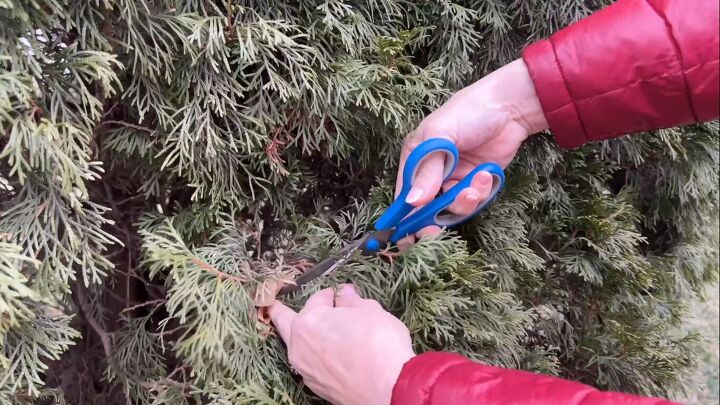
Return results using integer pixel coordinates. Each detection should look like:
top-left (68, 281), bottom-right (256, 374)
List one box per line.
top-left (279, 138), bottom-right (505, 295)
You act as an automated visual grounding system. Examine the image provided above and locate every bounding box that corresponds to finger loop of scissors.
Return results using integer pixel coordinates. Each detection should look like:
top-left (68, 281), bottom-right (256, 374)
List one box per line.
top-left (373, 138), bottom-right (505, 244)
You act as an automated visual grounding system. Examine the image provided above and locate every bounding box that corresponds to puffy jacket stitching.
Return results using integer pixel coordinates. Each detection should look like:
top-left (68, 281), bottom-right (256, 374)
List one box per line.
top-left (548, 36), bottom-right (589, 142)
top-left (424, 361), bottom-right (461, 405)
top-left (542, 58), bottom-right (718, 116)
top-left (643, 0), bottom-right (700, 122)
top-left (572, 58), bottom-right (719, 139)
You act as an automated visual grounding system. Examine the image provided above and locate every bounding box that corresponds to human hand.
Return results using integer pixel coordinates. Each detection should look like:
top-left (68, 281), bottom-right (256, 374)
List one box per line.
top-left (396, 59), bottom-right (548, 247)
top-left (269, 284), bottom-right (414, 405)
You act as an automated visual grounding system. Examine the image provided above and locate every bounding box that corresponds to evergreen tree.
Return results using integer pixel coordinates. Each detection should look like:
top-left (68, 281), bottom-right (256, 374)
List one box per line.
top-left (0, 1), bottom-right (717, 404)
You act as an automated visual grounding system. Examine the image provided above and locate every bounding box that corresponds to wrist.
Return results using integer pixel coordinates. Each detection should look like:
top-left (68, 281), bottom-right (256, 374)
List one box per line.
top-left (375, 349), bottom-right (415, 405)
top-left (468, 59), bottom-right (549, 137)
top-left (503, 59), bottom-right (549, 135)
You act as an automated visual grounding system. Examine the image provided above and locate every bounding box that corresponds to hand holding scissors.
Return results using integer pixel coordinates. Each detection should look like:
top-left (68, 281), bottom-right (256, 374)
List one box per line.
top-left (280, 138), bottom-right (505, 295)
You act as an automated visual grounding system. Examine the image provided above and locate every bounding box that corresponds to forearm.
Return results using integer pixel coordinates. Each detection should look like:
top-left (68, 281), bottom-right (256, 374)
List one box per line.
top-left (520, 0), bottom-right (719, 148)
top-left (392, 352), bottom-right (679, 405)
top-left (456, 0), bottom-right (719, 150)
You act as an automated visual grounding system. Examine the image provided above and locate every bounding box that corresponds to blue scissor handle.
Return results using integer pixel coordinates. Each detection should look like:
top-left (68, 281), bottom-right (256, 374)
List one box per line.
top-left (389, 162), bottom-right (504, 242)
top-left (375, 138), bottom-right (458, 231)
top-left (373, 138), bottom-right (506, 245)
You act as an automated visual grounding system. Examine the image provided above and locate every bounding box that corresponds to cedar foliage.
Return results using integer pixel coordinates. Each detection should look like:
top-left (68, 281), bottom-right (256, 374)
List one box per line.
top-left (0, 0), bottom-right (718, 403)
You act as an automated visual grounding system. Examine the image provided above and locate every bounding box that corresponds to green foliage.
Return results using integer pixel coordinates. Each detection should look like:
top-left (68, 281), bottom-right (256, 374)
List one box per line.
top-left (1, 306), bottom-right (79, 398)
top-left (0, 242), bottom-right (37, 352)
top-left (0, 0), bottom-right (717, 404)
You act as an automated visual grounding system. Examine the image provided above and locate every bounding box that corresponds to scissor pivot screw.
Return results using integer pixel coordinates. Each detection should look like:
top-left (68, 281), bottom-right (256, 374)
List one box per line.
top-left (366, 238), bottom-right (380, 251)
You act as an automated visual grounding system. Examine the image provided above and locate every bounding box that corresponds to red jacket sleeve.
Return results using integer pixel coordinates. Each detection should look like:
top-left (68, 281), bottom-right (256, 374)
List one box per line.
top-left (521, 0), bottom-right (719, 148)
top-left (391, 352), bottom-right (679, 405)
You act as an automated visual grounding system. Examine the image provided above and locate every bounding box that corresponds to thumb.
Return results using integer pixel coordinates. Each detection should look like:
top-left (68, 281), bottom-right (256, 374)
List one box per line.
top-left (334, 284), bottom-right (363, 307)
top-left (405, 151), bottom-right (445, 207)
top-left (268, 301), bottom-right (296, 343)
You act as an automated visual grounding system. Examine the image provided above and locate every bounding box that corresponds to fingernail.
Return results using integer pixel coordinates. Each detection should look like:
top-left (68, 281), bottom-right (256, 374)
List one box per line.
top-left (479, 173), bottom-right (492, 185)
top-left (337, 284), bottom-right (356, 296)
top-left (406, 187), bottom-right (424, 204)
top-left (466, 193), bottom-right (480, 203)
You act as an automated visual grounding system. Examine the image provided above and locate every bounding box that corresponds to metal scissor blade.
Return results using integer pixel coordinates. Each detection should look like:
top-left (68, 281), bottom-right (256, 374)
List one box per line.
top-left (278, 237), bottom-right (365, 296)
top-left (278, 230), bottom-right (393, 296)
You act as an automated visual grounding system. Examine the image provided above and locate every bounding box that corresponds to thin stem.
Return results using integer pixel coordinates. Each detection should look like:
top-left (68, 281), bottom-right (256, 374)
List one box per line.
top-left (190, 257), bottom-right (247, 284)
top-left (121, 298), bottom-right (167, 314)
top-left (75, 285), bottom-right (112, 360)
top-left (101, 120), bottom-right (156, 133)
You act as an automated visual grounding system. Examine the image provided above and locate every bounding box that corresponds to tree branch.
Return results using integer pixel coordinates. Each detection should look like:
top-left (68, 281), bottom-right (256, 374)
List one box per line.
top-left (101, 120), bottom-right (156, 133)
top-left (75, 285), bottom-right (112, 360)
top-left (121, 299), bottom-right (166, 314)
top-left (190, 257), bottom-right (247, 283)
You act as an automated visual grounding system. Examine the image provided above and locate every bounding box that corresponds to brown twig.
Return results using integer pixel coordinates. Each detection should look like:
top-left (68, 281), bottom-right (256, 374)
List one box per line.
top-left (225, 0), bottom-right (234, 31)
top-left (114, 194), bottom-right (146, 205)
top-left (101, 120), bottom-right (156, 133)
top-left (292, 259), bottom-right (314, 273)
top-left (190, 257), bottom-right (247, 283)
top-left (29, 100), bottom-right (43, 120)
top-left (75, 285), bottom-right (112, 360)
top-left (101, 102), bottom-right (119, 118)
top-left (266, 127), bottom-right (292, 175)
top-left (257, 307), bottom-right (271, 324)
top-left (120, 299), bottom-right (166, 314)
top-left (166, 365), bottom-right (186, 381)
top-left (267, 128), bottom-right (288, 164)
top-left (154, 324), bottom-right (186, 337)
top-left (115, 267), bottom-right (154, 286)
top-left (142, 376), bottom-right (191, 392)
top-left (257, 307), bottom-right (276, 339)
top-left (102, 287), bottom-right (140, 307)
top-left (123, 229), bottom-right (133, 308)
top-left (35, 201), bottom-right (48, 217)
top-left (377, 248), bottom-right (401, 266)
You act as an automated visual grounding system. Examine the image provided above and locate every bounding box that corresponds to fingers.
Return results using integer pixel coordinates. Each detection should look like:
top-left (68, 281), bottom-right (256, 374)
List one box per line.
top-left (417, 225), bottom-right (442, 239)
top-left (446, 188), bottom-right (480, 215)
top-left (444, 171), bottom-right (493, 216)
top-left (396, 234), bottom-right (415, 252)
top-left (270, 285), bottom-right (362, 342)
top-left (268, 301), bottom-right (297, 343)
top-left (396, 225), bottom-right (442, 252)
top-left (334, 284), bottom-right (363, 307)
top-left (397, 132), bottom-right (455, 207)
top-left (300, 287), bottom-right (336, 314)
top-left (405, 152), bottom-right (445, 207)
top-left (334, 284), bottom-right (385, 313)
top-left (395, 133), bottom-right (417, 197)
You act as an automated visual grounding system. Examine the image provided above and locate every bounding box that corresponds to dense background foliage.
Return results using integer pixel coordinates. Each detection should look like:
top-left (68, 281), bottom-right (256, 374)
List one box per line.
top-left (0, 0), bottom-right (717, 403)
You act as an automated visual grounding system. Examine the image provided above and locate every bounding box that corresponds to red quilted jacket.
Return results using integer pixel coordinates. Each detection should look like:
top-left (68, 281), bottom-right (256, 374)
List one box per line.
top-left (391, 0), bottom-right (719, 404)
